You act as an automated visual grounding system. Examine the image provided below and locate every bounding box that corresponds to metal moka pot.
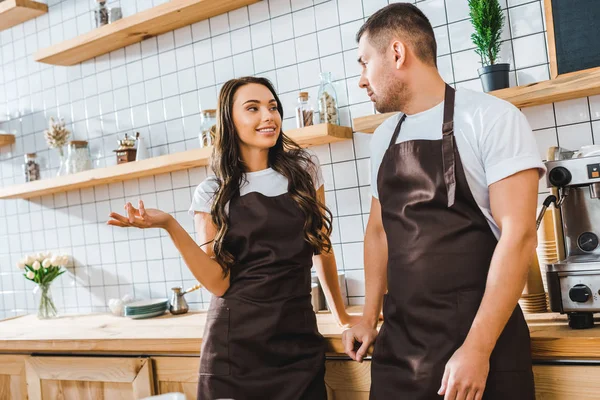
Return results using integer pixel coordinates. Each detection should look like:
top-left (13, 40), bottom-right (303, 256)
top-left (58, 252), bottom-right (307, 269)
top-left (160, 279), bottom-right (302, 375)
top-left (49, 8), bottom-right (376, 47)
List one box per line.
top-left (169, 283), bottom-right (202, 315)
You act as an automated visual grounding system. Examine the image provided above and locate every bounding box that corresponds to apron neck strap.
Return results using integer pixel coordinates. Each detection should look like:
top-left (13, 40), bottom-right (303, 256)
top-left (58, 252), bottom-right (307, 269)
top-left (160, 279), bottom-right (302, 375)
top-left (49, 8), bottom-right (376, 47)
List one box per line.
top-left (441, 84), bottom-right (456, 207)
top-left (387, 113), bottom-right (406, 148)
top-left (442, 83), bottom-right (455, 136)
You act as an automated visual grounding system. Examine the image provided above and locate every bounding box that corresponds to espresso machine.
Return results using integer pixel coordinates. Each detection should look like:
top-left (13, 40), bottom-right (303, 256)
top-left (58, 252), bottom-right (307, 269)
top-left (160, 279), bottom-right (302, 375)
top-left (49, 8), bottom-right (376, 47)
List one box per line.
top-left (541, 146), bottom-right (600, 329)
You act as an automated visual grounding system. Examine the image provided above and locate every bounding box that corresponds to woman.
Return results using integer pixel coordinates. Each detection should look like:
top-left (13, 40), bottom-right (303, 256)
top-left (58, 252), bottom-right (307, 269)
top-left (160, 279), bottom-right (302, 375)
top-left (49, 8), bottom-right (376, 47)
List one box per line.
top-left (108, 77), bottom-right (358, 399)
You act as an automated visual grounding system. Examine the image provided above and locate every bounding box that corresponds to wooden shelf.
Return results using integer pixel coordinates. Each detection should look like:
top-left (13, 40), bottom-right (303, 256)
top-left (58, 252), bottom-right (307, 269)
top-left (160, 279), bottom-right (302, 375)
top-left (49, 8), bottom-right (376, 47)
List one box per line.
top-left (0, 0), bottom-right (47, 31)
top-left (353, 68), bottom-right (600, 133)
top-left (0, 124), bottom-right (352, 199)
top-left (34, 0), bottom-right (260, 66)
top-left (0, 133), bottom-right (15, 147)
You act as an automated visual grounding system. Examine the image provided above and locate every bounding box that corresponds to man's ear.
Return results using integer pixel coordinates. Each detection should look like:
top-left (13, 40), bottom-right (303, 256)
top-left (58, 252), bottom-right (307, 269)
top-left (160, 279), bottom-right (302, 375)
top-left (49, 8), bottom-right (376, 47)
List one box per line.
top-left (391, 41), bottom-right (406, 69)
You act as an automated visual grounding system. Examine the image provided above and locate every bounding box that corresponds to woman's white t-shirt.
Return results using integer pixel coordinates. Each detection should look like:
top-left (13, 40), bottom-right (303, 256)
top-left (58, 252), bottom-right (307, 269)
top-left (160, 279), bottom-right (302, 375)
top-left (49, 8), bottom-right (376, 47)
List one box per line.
top-left (189, 154), bottom-right (324, 216)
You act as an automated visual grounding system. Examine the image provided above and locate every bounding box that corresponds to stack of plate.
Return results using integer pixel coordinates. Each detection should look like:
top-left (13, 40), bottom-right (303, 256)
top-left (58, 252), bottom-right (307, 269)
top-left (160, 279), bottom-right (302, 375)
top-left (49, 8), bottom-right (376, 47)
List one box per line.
top-left (124, 299), bottom-right (169, 319)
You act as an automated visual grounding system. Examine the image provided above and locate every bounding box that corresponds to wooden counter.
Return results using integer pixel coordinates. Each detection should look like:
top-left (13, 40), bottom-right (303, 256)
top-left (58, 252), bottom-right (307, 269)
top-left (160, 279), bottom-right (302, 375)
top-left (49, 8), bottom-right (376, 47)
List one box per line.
top-left (0, 309), bottom-right (355, 356)
top-left (2, 308), bottom-right (600, 360)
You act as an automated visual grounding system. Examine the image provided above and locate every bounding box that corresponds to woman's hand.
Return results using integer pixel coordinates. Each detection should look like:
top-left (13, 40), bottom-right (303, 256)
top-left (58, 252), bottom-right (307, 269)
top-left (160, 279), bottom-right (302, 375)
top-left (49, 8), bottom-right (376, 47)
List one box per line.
top-left (108, 200), bottom-right (173, 230)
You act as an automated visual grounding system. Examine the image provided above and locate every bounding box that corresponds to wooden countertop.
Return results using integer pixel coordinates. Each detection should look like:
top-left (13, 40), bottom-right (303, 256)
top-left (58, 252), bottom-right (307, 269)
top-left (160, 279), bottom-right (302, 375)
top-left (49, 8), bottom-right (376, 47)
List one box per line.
top-left (0, 308), bottom-right (360, 356)
top-left (2, 308), bottom-right (600, 360)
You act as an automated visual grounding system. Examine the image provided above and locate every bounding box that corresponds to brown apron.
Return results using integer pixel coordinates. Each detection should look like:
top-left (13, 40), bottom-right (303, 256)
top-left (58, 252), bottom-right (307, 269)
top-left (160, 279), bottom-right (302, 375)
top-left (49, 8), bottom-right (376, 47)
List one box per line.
top-left (371, 85), bottom-right (535, 399)
top-left (197, 191), bottom-right (327, 400)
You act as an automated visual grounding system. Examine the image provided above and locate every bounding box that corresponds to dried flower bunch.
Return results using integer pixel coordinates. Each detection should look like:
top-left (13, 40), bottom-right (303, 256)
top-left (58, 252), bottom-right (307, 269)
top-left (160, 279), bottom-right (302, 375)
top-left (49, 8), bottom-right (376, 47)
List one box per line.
top-left (44, 117), bottom-right (71, 149)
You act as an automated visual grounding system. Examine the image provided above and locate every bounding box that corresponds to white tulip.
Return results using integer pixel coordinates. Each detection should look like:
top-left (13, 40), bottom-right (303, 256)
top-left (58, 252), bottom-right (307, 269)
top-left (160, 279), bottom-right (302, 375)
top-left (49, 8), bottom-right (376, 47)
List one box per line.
top-left (24, 255), bottom-right (34, 266)
top-left (50, 255), bottom-right (59, 265)
top-left (32, 261), bottom-right (41, 271)
top-left (16, 261), bottom-right (25, 270)
top-left (59, 255), bottom-right (69, 266)
top-left (36, 253), bottom-right (45, 262)
top-left (42, 258), bottom-right (52, 269)
top-left (26, 271), bottom-right (35, 280)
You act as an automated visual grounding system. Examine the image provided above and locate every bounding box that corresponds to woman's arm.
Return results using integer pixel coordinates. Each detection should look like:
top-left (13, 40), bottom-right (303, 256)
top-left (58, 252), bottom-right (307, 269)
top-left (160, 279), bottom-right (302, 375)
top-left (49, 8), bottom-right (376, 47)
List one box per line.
top-left (165, 211), bottom-right (230, 296)
top-left (108, 200), bottom-right (230, 296)
top-left (312, 186), bottom-right (360, 328)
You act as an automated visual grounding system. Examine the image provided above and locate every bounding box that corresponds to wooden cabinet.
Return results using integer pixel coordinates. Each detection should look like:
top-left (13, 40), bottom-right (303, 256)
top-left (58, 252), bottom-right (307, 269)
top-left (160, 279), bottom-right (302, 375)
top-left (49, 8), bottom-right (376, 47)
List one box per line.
top-left (153, 357), bottom-right (199, 398)
top-left (151, 357), bottom-right (371, 399)
top-left (0, 355), bottom-right (27, 400)
top-left (533, 364), bottom-right (600, 399)
top-left (325, 359), bottom-right (371, 400)
top-left (24, 356), bottom-right (154, 399)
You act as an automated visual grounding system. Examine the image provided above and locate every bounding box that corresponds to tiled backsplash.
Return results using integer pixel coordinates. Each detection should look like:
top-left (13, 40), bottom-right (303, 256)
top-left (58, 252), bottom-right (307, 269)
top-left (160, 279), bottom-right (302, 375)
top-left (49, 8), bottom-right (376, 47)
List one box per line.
top-left (0, 0), bottom-right (598, 320)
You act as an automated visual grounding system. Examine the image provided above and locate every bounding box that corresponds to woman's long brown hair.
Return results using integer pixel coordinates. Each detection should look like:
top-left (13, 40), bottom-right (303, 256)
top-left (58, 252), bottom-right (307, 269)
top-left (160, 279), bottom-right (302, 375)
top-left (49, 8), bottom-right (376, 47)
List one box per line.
top-left (209, 77), bottom-right (333, 276)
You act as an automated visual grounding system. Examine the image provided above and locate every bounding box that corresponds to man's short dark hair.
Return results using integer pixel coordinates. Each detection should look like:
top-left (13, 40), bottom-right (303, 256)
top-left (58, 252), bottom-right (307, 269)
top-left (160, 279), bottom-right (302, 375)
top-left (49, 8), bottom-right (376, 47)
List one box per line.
top-left (356, 3), bottom-right (437, 66)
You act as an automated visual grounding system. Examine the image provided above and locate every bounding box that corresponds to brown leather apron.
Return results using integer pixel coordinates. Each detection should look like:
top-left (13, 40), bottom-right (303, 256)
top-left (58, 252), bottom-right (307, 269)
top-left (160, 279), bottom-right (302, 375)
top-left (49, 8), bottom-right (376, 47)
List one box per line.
top-left (197, 191), bottom-right (326, 400)
top-left (370, 85), bottom-right (535, 399)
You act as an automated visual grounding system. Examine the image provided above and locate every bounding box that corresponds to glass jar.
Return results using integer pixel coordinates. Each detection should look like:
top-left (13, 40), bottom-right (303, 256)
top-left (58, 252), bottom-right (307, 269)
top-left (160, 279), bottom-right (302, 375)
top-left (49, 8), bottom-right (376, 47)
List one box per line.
top-left (66, 140), bottom-right (92, 174)
top-left (23, 153), bottom-right (40, 182)
top-left (94, 0), bottom-right (109, 27)
top-left (199, 109), bottom-right (217, 148)
top-left (295, 92), bottom-right (314, 128)
top-left (317, 72), bottom-right (340, 125)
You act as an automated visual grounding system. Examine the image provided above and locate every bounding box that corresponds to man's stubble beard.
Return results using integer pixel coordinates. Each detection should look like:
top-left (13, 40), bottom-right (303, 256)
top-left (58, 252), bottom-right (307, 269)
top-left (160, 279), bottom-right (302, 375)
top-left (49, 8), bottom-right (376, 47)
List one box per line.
top-left (373, 76), bottom-right (408, 114)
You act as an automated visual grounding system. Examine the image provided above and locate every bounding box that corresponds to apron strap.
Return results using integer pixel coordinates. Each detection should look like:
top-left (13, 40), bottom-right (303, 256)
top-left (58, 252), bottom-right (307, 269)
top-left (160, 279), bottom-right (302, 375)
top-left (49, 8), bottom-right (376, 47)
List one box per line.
top-left (387, 113), bottom-right (407, 148)
top-left (442, 84), bottom-right (456, 207)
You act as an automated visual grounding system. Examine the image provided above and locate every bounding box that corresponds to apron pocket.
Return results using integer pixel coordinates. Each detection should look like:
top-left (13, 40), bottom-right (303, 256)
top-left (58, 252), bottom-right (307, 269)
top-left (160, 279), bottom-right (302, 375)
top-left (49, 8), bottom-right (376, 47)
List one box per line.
top-left (200, 308), bottom-right (230, 376)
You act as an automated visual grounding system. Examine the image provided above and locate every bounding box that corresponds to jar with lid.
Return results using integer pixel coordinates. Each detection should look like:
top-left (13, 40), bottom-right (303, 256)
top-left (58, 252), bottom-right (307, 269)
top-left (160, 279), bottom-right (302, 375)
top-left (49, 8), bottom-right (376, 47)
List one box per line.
top-left (295, 92), bottom-right (314, 128)
top-left (317, 72), bottom-right (340, 125)
top-left (23, 153), bottom-right (40, 182)
top-left (199, 109), bottom-right (217, 148)
top-left (65, 140), bottom-right (92, 174)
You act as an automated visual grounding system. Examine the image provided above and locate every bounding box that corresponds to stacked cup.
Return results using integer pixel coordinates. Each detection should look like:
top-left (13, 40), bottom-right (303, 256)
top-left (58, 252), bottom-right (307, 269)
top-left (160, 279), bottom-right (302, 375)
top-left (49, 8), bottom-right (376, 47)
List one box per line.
top-left (519, 253), bottom-right (549, 313)
top-left (536, 206), bottom-right (560, 293)
top-left (519, 205), bottom-right (560, 313)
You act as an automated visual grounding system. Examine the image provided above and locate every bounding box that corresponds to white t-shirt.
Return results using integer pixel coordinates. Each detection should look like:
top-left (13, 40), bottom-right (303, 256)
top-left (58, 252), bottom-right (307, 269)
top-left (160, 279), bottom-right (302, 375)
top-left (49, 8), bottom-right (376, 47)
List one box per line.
top-left (189, 154), bottom-right (324, 216)
top-left (370, 88), bottom-right (546, 239)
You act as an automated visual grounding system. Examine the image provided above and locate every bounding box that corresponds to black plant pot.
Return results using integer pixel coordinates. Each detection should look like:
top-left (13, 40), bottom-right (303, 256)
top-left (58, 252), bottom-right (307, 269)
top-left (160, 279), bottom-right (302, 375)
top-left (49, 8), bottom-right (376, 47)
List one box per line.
top-left (477, 63), bottom-right (510, 92)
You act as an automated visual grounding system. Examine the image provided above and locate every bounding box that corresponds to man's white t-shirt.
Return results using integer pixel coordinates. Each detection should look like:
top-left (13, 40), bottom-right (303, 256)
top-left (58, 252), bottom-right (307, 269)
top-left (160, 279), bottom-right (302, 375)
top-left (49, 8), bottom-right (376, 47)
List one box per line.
top-left (370, 88), bottom-right (546, 239)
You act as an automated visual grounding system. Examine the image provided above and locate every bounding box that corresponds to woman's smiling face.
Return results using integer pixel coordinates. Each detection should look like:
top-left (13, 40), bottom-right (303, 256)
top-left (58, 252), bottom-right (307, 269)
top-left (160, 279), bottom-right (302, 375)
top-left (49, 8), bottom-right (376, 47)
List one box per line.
top-left (232, 83), bottom-right (282, 151)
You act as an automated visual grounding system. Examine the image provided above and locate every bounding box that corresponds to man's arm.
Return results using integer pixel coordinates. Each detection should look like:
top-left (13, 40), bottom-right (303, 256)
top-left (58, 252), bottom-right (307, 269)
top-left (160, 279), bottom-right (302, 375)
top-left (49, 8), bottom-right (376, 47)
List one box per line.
top-left (439, 168), bottom-right (539, 399)
top-left (342, 197), bottom-right (388, 362)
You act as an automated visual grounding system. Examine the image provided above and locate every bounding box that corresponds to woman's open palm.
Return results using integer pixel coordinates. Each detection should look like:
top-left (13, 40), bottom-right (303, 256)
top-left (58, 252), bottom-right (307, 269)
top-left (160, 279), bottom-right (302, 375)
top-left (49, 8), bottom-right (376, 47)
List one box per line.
top-left (108, 200), bottom-right (172, 229)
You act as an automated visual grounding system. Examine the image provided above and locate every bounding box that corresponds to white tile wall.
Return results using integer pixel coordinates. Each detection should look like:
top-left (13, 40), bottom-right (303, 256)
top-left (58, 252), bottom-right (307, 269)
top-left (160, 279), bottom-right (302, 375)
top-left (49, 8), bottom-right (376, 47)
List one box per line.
top-left (0, 0), bottom-right (597, 319)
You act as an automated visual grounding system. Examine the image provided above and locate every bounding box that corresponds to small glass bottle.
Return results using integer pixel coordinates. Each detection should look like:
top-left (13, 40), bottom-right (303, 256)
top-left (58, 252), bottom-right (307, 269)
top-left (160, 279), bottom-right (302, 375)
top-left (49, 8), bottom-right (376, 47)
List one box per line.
top-left (94, 0), bottom-right (109, 27)
top-left (317, 72), bottom-right (340, 125)
top-left (199, 109), bottom-right (217, 148)
top-left (295, 92), bottom-right (314, 128)
top-left (66, 140), bottom-right (92, 174)
top-left (23, 153), bottom-right (40, 182)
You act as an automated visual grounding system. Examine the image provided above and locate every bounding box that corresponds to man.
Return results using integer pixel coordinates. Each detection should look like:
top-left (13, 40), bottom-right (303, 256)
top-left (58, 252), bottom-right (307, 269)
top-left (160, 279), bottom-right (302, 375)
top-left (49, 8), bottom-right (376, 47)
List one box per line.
top-left (342, 4), bottom-right (544, 400)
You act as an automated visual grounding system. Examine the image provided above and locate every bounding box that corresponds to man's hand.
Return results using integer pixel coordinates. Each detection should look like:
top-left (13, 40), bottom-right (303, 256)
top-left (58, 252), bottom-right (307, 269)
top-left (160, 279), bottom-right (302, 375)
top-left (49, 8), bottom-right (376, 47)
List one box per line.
top-left (341, 321), bottom-right (378, 363)
top-left (438, 342), bottom-right (490, 400)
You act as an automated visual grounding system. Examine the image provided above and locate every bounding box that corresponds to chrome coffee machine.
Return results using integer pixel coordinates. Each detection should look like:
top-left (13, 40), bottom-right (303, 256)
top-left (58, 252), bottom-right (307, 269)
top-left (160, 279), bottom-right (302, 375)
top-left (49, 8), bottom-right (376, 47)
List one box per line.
top-left (542, 146), bottom-right (600, 329)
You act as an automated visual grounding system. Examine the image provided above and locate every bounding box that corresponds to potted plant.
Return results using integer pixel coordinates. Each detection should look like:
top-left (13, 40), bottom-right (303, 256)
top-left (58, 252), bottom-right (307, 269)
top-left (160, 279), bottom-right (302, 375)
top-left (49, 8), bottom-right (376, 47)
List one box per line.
top-left (469, 0), bottom-right (510, 92)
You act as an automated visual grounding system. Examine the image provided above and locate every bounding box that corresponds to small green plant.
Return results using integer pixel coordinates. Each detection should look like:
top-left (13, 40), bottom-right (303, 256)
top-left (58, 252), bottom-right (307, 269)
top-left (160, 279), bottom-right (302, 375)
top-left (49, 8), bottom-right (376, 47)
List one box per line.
top-left (468, 0), bottom-right (505, 66)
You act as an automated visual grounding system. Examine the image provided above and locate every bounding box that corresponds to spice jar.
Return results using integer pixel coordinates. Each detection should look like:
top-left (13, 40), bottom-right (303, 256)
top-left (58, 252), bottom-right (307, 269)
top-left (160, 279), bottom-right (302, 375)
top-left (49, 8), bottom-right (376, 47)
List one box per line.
top-left (295, 92), bottom-right (314, 128)
top-left (95, 0), bottom-right (121, 27)
top-left (114, 133), bottom-right (137, 164)
top-left (199, 109), bottom-right (217, 148)
top-left (94, 0), bottom-right (109, 27)
top-left (66, 141), bottom-right (92, 174)
top-left (317, 72), bottom-right (340, 125)
top-left (23, 153), bottom-right (40, 182)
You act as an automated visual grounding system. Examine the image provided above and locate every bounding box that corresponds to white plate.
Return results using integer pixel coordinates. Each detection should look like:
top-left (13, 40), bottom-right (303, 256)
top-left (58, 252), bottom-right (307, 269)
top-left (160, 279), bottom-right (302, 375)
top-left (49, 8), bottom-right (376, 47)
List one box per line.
top-left (126, 309), bottom-right (167, 319)
top-left (125, 298), bottom-right (168, 308)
